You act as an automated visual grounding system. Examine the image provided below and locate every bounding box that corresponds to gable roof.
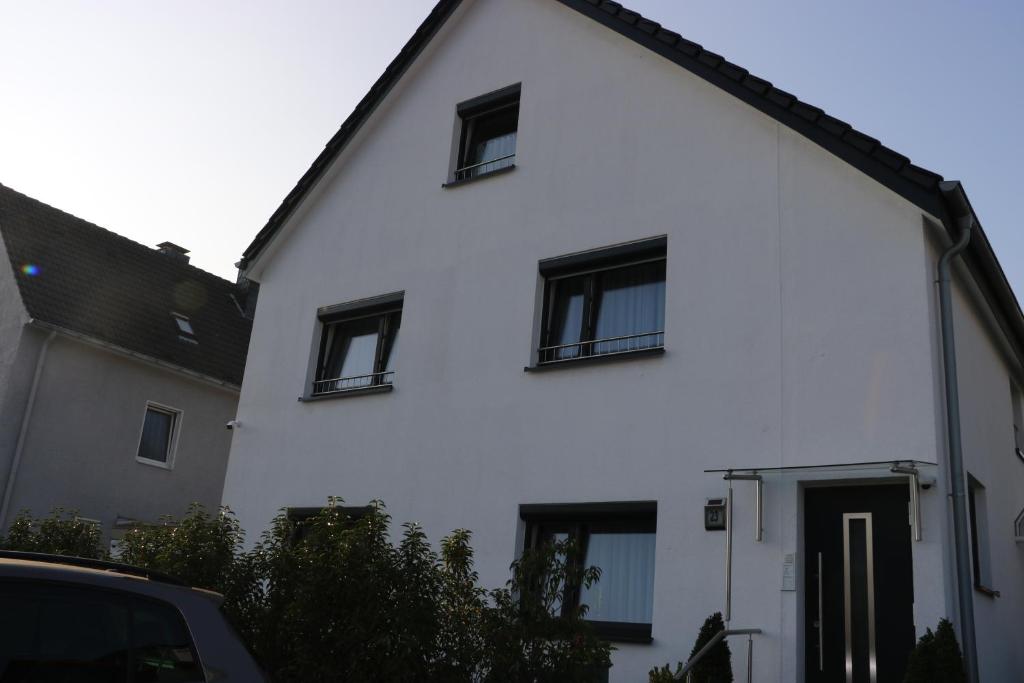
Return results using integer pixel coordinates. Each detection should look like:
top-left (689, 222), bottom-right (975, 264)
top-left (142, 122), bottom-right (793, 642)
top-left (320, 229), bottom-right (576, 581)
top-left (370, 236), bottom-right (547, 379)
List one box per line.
top-left (0, 184), bottom-right (253, 387)
top-left (239, 0), bottom-right (1024, 362)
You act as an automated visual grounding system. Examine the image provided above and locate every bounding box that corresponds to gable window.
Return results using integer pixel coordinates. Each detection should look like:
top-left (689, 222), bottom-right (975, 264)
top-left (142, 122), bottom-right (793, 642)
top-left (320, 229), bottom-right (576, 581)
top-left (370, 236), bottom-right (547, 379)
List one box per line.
top-left (520, 502), bottom-right (656, 642)
top-left (452, 84), bottom-right (520, 182)
top-left (313, 293), bottom-right (402, 396)
top-left (136, 403), bottom-right (180, 467)
top-left (537, 237), bottom-right (666, 365)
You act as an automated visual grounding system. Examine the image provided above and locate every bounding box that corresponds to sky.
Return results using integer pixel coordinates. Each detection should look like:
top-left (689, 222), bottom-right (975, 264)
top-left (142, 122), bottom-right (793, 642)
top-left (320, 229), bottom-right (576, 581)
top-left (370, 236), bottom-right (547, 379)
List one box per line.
top-left (1, 1), bottom-right (1022, 288)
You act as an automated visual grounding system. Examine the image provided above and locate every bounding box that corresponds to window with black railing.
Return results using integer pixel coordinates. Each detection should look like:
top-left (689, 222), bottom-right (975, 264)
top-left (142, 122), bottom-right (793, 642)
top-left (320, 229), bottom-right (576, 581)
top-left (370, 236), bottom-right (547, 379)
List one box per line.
top-left (538, 241), bottom-right (666, 365)
top-left (313, 303), bottom-right (400, 396)
top-left (453, 84), bottom-right (519, 182)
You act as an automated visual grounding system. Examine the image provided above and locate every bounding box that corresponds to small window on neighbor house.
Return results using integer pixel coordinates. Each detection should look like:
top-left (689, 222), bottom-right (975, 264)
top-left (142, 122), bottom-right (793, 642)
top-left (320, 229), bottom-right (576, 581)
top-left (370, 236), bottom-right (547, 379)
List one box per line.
top-left (453, 84), bottom-right (520, 182)
top-left (521, 503), bottom-right (657, 642)
top-left (967, 474), bottom-right (995, 595)
top-left (537, 238), bottom-right (666, 365)
top-left (137, 404), bottom-right (179, 465)
top-left (313, 295), bottom-right (402, 396)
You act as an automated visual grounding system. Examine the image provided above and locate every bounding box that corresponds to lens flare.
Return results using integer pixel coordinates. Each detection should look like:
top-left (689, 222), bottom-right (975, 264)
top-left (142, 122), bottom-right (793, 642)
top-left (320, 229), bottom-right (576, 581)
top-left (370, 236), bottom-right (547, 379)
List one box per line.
top-left (21, 264), bottom-right (40, 276)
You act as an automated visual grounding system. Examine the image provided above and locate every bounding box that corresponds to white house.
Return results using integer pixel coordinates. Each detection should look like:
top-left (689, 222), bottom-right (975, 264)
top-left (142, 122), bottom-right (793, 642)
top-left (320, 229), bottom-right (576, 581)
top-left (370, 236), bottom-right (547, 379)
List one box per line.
top-left (222, 1), bottom-right (1024, 680)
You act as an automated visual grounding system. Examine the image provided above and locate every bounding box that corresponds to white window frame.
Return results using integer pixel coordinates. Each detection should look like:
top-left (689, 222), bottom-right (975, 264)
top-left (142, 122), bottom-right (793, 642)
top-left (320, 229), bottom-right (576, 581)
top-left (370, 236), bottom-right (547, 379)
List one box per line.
top-left (135, 401), bottom-right (182, 470)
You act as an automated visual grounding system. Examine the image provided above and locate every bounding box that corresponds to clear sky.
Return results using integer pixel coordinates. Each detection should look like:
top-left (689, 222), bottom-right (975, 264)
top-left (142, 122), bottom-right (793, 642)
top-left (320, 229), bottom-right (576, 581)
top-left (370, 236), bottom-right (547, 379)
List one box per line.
top-left (1, 1), bottom-right (1021, 290)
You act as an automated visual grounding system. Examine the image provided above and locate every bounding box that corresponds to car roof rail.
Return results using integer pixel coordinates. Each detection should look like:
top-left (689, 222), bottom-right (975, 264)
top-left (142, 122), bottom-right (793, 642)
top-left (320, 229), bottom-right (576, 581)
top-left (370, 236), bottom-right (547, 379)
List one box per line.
top-left (0, 549), bottom-right (190, 586)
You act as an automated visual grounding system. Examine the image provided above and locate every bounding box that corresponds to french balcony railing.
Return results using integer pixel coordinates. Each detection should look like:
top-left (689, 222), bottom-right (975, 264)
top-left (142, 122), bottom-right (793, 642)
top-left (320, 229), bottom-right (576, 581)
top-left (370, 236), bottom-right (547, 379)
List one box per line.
top-left (312, 371), bottom-right (394, 396)
top-left (537, 331), bottom-right (664, 365)
top-left (453, 153), bottom-right (515, 181)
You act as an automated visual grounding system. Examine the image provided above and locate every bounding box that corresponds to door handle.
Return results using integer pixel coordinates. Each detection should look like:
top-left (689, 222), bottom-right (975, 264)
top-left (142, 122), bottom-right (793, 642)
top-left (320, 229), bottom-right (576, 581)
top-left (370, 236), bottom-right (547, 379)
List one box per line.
top-left (818, 552), bottom-right (824, 672)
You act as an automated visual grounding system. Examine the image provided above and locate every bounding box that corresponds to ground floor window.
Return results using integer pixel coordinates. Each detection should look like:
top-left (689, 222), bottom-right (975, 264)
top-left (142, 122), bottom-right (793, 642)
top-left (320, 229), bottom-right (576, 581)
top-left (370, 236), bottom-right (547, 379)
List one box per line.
top-left (520, 502), bottom-right (656, 642)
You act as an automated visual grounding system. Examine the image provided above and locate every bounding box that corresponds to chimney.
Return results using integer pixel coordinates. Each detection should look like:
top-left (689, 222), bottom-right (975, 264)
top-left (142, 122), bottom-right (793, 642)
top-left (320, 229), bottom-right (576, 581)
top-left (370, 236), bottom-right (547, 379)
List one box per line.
top-left (157, 242), bottom-right (190, 264)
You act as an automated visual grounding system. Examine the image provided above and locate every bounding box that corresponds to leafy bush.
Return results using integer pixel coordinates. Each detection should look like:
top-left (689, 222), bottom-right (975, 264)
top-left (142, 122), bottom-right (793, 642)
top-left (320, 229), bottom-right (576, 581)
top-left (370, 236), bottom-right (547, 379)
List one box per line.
top-left (1, 508), bottom-right (106, 559)
top-left (903, 618), bottom-right (966, 683)
top-left (61, 499), bottom-right (613, 683)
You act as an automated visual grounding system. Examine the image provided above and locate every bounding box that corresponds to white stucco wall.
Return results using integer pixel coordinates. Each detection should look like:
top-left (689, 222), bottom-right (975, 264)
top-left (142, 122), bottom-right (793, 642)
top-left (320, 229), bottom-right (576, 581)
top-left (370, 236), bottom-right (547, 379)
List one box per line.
top-left (6, 334), bottom-right (239, 537)
top-left (220, 0), bottom-right (1018, 679)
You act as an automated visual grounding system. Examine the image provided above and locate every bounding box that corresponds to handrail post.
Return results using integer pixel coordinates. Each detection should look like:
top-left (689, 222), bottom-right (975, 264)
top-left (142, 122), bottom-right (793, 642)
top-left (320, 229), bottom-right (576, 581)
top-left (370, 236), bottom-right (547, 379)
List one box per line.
top-left (746, 633), bottom-right (753, 683)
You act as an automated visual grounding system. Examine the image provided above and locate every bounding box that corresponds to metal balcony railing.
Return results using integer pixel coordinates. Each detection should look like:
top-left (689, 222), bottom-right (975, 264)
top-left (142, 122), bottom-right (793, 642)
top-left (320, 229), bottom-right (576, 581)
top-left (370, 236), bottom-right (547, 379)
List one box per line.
top-left (537, 331), bottom-right (664, 365)
top-left (453, 153), bottom-right (515, 181)
top-left (312, 371), bottom-right (394, 396)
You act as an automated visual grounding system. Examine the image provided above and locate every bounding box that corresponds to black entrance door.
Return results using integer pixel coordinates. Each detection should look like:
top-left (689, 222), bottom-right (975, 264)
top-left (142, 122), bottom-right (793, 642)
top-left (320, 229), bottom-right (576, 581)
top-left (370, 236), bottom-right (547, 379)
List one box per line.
top-left (804, 484), bottom-right (915, 683)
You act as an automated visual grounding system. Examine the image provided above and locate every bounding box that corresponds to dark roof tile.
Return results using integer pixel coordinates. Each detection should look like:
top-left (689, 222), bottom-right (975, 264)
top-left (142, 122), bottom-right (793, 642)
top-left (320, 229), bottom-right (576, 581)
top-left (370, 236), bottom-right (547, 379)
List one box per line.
top-left (742, 75), bottom-right (772, 95)
top-left (656, 29), bottom-right (681, 46)
top-left (841, 129), bottom-right (880, 155)
top-left (718, 61), bottom-right (749, 82)
top-left (697, 50), bottom-right (723, 68)
top-left (765, 87), bottom-right (796, 109)
top-left (899, 163), bottom-right (943, 190)
top-left (872, 145), bottom-right (910, 171)
top-left (790, 101), bottom-right (824, 123)
top-left (635, 18), bottom-right (660, 34)
top-left (675, 37), bottom-right (702, 57)
top-left (816, 114), bottom-right (851, 137)
top-left (0, 184), bottom-right (252, 386)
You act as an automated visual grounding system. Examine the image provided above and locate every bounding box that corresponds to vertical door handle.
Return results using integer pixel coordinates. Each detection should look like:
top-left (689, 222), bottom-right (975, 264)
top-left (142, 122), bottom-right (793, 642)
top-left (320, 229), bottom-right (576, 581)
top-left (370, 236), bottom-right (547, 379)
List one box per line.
top-left (818, 552), bottom-right (824, 671)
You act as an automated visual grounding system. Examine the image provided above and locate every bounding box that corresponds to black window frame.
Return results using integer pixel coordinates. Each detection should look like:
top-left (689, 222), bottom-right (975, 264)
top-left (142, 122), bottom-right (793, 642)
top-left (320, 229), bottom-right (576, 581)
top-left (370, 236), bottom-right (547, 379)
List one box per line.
top-left (535, 237), bottom-right (667, 367)
top-left (520, 502), bottom-right (657, 643)
top-left (450, 83), bottom-right (520, 184)
top-left (311, 294), bottom-right (403, 398)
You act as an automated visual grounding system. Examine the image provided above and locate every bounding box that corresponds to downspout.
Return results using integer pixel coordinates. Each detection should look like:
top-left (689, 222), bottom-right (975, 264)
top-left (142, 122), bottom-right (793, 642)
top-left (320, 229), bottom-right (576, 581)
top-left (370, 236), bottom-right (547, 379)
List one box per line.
top-left (935, 180), bottom-right (979, 683)
top-left (0, 329), bottom-right (56, 529)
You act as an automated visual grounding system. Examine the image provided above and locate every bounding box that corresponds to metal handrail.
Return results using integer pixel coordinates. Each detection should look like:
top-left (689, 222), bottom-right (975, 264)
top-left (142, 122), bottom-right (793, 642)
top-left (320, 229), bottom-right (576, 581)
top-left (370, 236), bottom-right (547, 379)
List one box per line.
top-left (454, 153), bottom-right (515, 177)
top-left (676, 628), bottom-right (762, 681)
top-left (312, 371), bottom-right (394, 395)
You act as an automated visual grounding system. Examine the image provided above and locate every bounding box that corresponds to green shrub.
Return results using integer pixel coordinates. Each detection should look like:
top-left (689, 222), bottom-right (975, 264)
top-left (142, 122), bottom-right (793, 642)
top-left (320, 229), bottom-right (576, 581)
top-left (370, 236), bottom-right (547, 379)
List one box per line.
top-left (1, 508), bottom-right (106, 559)
top-left (110, 499), bottom-right (610, 682)
top-left (903, 618), bottom-right (966, 683)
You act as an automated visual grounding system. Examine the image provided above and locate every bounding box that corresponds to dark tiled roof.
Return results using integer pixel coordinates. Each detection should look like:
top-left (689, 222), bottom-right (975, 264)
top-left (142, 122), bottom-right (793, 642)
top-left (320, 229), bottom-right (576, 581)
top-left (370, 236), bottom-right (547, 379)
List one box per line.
top-left (0, 184), bottom-right (252, 386)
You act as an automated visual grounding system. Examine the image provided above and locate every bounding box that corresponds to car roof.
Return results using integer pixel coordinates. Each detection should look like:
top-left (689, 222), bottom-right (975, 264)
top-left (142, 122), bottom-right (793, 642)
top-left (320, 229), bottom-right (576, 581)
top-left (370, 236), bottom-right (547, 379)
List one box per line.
top-left (0, 551), bottom-right (223, 604)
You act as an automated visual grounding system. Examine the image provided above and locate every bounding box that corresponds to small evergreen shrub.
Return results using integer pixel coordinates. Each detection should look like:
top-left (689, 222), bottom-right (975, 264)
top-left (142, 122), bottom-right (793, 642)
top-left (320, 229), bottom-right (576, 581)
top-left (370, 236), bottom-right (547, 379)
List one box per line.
top-left (650, 612), bottom-right (733, 683)
top-left (903, 618), bottom-right (966, 683)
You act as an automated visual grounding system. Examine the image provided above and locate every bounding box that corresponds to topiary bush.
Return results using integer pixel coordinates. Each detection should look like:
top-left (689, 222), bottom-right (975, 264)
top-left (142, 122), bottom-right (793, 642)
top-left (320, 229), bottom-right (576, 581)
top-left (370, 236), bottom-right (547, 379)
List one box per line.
top-left (903, 618), bottom-right (966, 683)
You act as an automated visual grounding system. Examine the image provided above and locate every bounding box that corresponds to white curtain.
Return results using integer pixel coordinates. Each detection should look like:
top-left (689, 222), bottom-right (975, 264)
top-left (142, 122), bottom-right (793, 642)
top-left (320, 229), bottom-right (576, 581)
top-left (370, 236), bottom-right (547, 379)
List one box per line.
top-left (593, 262), bottom-right (665, 354)
top-left (578, 531), bottom-right (656, 623)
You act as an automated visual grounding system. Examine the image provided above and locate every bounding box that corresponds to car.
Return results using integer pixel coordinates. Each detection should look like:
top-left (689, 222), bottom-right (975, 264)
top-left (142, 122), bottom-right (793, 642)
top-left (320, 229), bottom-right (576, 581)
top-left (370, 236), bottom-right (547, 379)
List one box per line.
top-left (0, 550), bottom-right (268, 682)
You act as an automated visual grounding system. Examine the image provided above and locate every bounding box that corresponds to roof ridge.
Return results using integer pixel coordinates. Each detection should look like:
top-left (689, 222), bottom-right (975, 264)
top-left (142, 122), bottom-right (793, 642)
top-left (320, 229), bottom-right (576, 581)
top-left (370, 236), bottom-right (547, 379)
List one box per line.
top-left (0, 182), bottom-right (239, 289)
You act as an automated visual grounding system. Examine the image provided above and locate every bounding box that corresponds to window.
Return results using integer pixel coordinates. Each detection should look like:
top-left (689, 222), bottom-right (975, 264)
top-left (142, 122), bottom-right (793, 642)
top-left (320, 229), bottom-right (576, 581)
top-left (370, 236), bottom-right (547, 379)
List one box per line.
top-left (453, 84), bottom-right (520, 182)
top-left (521, 502), bottom-right (657, 642)
top-left (312, 294), bottom-right (402, 396)
top-left (137, 403), bottom-right (180, 466)
top-left (172, 313), bottom-right (197, 344)
top-left (967, 474), bottom-right (996, 596)
top-left (0, 582), bottom-right (205, 682)
top-left (537, 238), bottom-right (666, 365)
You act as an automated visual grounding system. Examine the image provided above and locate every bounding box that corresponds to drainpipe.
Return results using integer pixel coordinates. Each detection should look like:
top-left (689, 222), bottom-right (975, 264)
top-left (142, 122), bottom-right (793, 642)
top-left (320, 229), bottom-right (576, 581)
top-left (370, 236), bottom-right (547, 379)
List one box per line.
top-left (0, 329), bottom-right (56, 529)
top-left (935, 180), bottom-right (979, 683)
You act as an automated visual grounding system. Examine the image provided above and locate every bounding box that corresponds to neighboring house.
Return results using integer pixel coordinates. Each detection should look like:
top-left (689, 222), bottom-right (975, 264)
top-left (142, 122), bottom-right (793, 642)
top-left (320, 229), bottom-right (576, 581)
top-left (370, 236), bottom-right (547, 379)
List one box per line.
top-left (0, 183), bottom-right (254, 545)
top-left (222, 1), bottom-right (1024, 681)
